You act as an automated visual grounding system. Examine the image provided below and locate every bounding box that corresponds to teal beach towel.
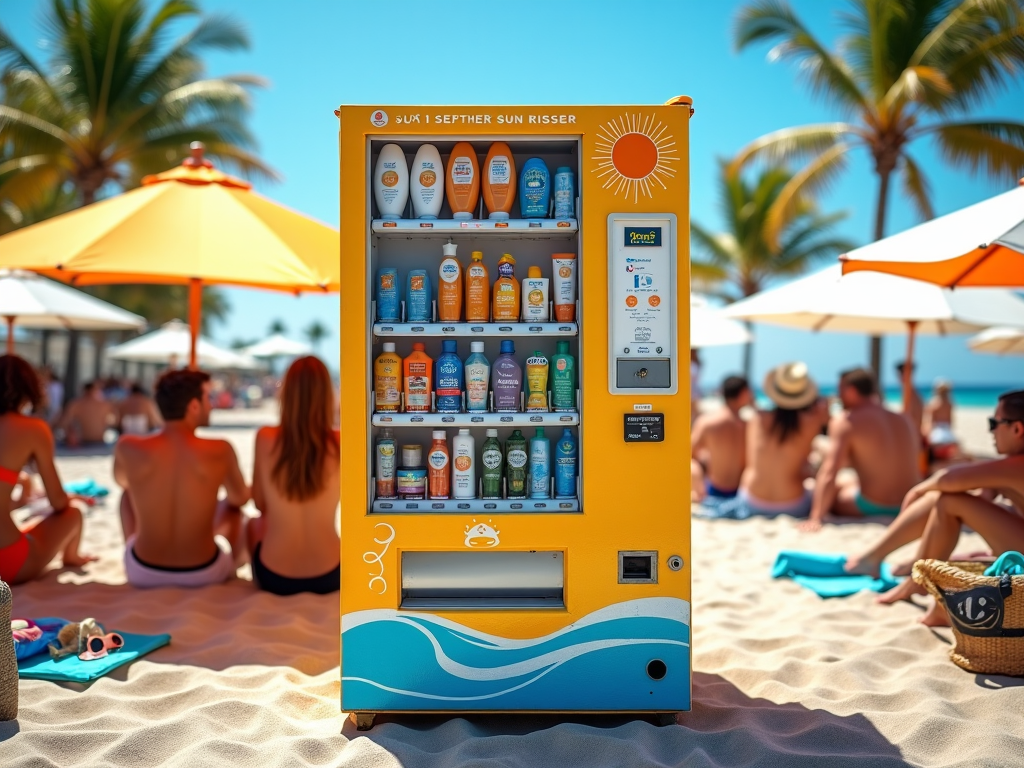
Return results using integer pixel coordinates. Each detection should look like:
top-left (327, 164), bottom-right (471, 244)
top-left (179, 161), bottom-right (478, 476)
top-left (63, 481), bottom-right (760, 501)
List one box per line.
top-left (18, 630), bottom-right (170, 682)
top-left (772, 550), bottom-right (900, 597)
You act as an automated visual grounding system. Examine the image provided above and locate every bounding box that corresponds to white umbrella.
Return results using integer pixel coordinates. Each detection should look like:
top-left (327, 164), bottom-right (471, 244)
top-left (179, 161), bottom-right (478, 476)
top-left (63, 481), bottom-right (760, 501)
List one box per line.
top-left (0, 268), bottom-right (145, 353)
top-left (968, 326), bottom-right (1024, 356)
top-left (690, 294), bottom-right (753, 348)
top-left (241, 333), bottom-right (311, 358)
top-left (106, 320), bottom-right (259, 370)
top-left (724, 265), bottom-right (1024, 403)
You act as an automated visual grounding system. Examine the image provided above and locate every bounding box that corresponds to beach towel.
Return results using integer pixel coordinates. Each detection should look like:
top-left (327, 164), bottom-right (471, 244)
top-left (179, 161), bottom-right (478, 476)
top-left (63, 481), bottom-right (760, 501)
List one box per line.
top-left (772, 551), bottom-right (900, 597)
top-left (18, 631), bottom-right (170, 682)
top-left (64, 478), bottom-right (109, 497)
top-left (985, 551), bottom-right (1024, 577)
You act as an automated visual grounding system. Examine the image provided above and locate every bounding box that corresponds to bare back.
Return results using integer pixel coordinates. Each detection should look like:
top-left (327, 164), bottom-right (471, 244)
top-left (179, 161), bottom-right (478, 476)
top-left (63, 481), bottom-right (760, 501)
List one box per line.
top-left (847, 404), bottom-right (921, 506)
top-left (0, 414), bottom-right (68, 547)
top-left (62, 397), bottom-right (117, 442)
top-left (692, 408), bottom-right (746, 493)
top-left (114, 429), bottom-right (246, 568)
top-left (253, 426), bottom-right (340, 578)
top-left (743, 403), bottom-right (827, 502)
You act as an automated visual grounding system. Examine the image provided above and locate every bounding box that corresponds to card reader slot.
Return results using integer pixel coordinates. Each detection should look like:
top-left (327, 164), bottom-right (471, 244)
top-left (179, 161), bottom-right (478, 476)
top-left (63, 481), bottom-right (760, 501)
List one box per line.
top-left (401, 551), bottom-right (564, 610)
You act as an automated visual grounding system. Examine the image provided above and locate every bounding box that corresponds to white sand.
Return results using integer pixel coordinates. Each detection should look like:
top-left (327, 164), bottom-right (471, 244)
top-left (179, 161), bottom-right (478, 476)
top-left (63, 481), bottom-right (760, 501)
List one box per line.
top-left (3, 406), bottom-right (1023, 767)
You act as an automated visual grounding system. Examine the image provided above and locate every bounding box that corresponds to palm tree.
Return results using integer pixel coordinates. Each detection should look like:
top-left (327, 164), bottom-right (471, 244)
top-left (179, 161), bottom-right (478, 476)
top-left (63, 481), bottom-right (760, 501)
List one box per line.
top-left (732, 0), bottom-right (1024, 372)
top-left (0, 0), bottom-right (277, 212)
top-left (692, 161), bottom-right (854, 377)
top-left (304, 320), bottom-right (329, 356)
top-left (268, 318), bottom-right (287, 336)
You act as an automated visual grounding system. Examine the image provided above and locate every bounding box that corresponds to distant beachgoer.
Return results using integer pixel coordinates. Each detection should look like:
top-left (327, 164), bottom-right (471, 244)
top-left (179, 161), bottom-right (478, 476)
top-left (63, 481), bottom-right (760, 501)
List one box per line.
top-left (691, 375), bottom-right (752, 505)
top-left (114, 369), bottom-right (249, 588)
top-left (802, 368), bottom-right (921, 531)
top-left (246, 356), bottom-right (339, 596)
top-left (58, 381), bottom-right (118, 445)
top-left (118, 383), bottom-right (163, 435)
top-left (896, 361), bottom-right (923, 436)
top-left (924, 379), bottom-right (959, 462)
top-left (38, 366), bottom-right (63, 424)
top-left (0, 355), bottom-right (95, 584)
top-left (690, 349), bottom-right (702, 424)
top-left (847, 390), bottom-right (1024, 625)
top-left (729, 363), bottom-right (829, 518)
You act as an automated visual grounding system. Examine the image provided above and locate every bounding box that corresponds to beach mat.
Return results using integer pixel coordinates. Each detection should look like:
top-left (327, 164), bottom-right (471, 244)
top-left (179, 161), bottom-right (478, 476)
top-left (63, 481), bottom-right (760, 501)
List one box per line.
top-left (772, 551), bottom-right (900, 597)
top-left (18, 631), bottom-right (170, 682)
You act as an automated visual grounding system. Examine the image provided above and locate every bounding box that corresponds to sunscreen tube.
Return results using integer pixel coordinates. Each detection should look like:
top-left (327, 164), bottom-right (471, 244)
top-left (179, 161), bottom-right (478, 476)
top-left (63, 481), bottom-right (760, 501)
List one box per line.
top-left (552, 253), bottom-right (577, 322)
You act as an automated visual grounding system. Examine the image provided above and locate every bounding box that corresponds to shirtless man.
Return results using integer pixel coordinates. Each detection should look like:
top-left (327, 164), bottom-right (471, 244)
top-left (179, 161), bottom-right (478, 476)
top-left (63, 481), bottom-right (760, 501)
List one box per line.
top-left (802, 368), bottom-right (920, 531)
top-left (114, 369), bottom-right (249, 588)
top-left (691, 375), bottom-right (752, 505)
top-left (896, 361), bottom-right (923, 436)
top-left (118, 384), bottom-right (163, 435)
top-left (850, 390), bottom-right (1024, 625)
top-left (59, 382), bottom-right (118, 445)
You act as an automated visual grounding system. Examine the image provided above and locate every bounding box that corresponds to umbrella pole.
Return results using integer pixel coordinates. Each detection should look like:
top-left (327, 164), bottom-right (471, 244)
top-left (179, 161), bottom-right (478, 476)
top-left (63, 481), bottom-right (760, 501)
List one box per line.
top-left (188, 278), bottom-right (202, 370)
top-left (903, 321), bottom-right (917, 416)
top-left (4, 317), bottom-right (13, 355)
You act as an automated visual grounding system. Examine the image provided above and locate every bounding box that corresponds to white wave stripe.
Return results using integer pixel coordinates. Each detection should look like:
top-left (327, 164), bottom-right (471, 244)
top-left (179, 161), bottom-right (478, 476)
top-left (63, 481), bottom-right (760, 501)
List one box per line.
top-left (341, 638), bottom-right (689, 701)
top-left (342, 597), bottom-right (690, 651)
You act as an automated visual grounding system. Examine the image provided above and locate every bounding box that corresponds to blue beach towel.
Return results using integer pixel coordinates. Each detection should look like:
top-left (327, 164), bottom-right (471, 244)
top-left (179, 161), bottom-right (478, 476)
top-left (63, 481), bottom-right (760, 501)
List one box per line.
top-left (64, 478), bottom-right (109, 497)
top-left (772, 550), bottom-right (900, 597)
top-left (13, 617), bottom-right (68, 661)
top-left (18, 630), bottom-right (170, 682)
top-left (985, 551), bottom-right (1024, 577)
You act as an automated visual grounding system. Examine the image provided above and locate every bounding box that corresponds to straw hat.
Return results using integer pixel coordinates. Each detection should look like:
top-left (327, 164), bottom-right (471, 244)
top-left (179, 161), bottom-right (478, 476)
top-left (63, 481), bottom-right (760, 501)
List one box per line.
top-left (763, 362), bottom-right (818, 410)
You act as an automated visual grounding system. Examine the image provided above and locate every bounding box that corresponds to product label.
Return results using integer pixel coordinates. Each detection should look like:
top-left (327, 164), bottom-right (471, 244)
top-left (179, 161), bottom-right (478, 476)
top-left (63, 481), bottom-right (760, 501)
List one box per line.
top-left (419, 168), bottom-right (437, 188)
top-left (489, 156), bottom-right (511, 185)
top-left (507, 449), bottom-right (527, 468)
top-left (469, 265), bottom-right (486, 278)
top-left (381, 170), bottom-right (399, 188)
top-left (435, 357), bottom-right (462, 413)
top-left (440, 258), bottom-right (460, 283)
top-left (497, 261), bottom-right (514, 278)
top-left (405, 362), bottom-right (430, 410)
top-left (454, 454), bottom-right (472, 472)
top-left (451, 157), bottom-right (474, 186)
top-left (482, 449), bottom-right (502, 470)
top-left (376, 442), bottom-right (396, 481)
top-left (428, 450), bottom-right (449, 470)
top-left (411, 275), bottom-right (424, 290)
top-left (465, 364), bottom-right (489, 410)
top-left (375, 365), bottom-right (400, 410)
top-left (379, 272), bottom-right (395, 290)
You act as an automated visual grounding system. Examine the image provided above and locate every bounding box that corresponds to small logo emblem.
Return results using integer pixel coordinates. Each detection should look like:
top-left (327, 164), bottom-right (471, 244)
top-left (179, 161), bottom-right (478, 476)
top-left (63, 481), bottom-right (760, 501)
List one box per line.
top-left (370, 109), bottom-right (389, 127)
top-left (465, 519), bottom-right (500, 548)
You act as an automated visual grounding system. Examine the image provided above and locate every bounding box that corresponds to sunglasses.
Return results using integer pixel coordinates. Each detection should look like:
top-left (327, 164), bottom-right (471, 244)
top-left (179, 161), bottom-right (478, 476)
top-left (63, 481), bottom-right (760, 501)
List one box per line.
top-left (988, 417), bottom-right (1022, 432)
top-left (78, 632), bottom-right (124, 661)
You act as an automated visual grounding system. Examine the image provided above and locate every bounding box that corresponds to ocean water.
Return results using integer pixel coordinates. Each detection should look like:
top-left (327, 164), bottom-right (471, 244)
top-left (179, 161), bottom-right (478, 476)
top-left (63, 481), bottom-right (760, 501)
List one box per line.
top-left (750, 385), bottom-right (1010, 410)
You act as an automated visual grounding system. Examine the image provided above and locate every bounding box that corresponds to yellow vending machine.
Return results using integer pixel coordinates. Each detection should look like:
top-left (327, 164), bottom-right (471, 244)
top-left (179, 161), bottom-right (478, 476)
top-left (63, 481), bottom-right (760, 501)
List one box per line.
top-left (338, 102), bottom-right (692, 725)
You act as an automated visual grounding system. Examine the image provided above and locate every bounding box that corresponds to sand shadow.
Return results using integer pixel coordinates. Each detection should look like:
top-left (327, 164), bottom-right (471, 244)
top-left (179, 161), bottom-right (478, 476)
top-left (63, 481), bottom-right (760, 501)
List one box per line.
top-left (344, 672), bottom-right (912, 767)
top-left (0, 721), bottom-right (20, 742)
top-left (55, 444), bottom-right (114, 458)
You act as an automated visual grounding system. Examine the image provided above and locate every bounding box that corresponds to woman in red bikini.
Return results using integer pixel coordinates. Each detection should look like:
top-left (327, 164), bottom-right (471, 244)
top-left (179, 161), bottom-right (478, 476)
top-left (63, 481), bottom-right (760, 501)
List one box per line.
top-left (0, 355), bottom-right (95, 584)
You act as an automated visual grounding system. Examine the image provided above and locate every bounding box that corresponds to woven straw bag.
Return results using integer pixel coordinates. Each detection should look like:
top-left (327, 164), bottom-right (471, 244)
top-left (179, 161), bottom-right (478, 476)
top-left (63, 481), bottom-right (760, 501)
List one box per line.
top-left (0, 580), bottom-right (17, 720)
top-left (913, 559), bottom-right (1024, 675)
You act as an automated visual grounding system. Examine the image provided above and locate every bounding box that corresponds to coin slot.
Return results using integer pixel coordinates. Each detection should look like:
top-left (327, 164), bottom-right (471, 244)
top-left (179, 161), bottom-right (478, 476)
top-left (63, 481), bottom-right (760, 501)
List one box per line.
top-left (618, 550), bottom-right (657, 584)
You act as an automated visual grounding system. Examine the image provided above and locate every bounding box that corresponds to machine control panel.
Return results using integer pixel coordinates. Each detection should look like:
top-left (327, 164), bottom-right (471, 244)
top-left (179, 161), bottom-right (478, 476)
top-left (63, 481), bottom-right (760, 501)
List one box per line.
top-left (608, 214), bottom-right (678, 394)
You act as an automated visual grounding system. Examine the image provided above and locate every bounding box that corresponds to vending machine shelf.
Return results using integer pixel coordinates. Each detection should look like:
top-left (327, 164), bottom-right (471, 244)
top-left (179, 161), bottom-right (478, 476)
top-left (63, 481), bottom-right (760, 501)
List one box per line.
top-left (371, 411), bottom-right (580, 427)
top-left (372, 498), bottom-right (580, 514)
top-left (373, 321), bottom-right (578, 338)
top-left (372, 218), bottom-right (578, 236)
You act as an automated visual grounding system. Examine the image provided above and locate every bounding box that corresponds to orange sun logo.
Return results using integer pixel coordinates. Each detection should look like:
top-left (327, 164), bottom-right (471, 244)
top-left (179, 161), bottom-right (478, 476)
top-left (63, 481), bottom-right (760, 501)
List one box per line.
top-left (592, 113), bottom-right (678, 202)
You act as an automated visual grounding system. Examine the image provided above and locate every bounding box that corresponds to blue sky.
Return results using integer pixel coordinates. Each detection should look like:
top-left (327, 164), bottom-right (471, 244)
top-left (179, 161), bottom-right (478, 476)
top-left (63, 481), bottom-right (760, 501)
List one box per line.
top-left (3, 0), bottom-right (1023, 389)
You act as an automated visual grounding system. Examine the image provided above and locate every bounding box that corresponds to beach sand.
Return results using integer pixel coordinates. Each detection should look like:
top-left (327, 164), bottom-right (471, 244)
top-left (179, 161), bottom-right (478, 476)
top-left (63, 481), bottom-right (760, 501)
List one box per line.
top-left (3, 405), bottom-right (1023, 767)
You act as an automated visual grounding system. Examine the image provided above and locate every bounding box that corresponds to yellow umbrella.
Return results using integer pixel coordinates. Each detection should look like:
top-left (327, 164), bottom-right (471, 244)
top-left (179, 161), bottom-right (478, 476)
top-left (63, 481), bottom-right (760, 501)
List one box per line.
top-left (0, 144), bottom-right (339, 367)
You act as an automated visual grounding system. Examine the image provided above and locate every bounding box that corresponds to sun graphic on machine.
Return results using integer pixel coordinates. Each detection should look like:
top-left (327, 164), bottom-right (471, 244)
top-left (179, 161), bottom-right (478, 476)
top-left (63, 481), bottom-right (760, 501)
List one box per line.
top-left (591, 113), bottom-right (678, 203)
top-left (464, 519), bottom-right (500, 548)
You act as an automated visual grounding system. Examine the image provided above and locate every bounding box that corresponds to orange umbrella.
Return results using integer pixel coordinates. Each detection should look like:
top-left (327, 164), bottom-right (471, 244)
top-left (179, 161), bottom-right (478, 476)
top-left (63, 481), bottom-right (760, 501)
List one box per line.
top-left (841, 179), bottom-right (1024, 288)
top-left (0, 144), bottom-right (339, 367)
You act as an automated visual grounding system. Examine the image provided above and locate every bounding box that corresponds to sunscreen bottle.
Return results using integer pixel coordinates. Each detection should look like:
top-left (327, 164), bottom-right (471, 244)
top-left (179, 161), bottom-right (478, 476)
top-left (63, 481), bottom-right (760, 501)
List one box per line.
top-left (529, 427), bottom-right (551, 499)
top-left (406, 269), bottom-right (432, 323)
top-left (505, 429), bottom-right (528, 498)
top-left (374, 342), bottom-right (402, 412)
top-left (519, 158), bottom-right (550, 218)
top-left (410, 144), bottom-right (444, 219)
top-left (375, 267), bottom-right (399, 322)
top-left (373, 144), bottom-right (409, 220)
top-left (446, 142), bottom-right (480, 220)
top-left (465, 251), bottom-right (490, 321)
top-left (482, 142), bottom-right (516, 220)
top-left (452, 429), bottom-right (476, 499)
top-left (375, 428), bottom-right (397, 499)
top-left (437, 240), bottom-right (462, 321)
top-left (492, 253), bottom-right (520, 321)
top-left (554, 428), bottom-right (578, 499)
top-left (550, 340), bottom-right (577, 411)
top-left (522, 266), bottom-right (549, 321)
top-left (552, 253), bottom-right (577, 322)
top-left (525, 351), bottom-right (549, 411)
top-left (492, 340), bottom-right (522, 412)
top-left (434, 339), bottom-right (464, 414)
top-left (403, 342), bottom-right (433, 413)
top-left (427, 430), bottom-right (450, 500)
top-left (481, 429), bottom-right (503, 499)
top-left (464, 341), bottom-right (490, 412)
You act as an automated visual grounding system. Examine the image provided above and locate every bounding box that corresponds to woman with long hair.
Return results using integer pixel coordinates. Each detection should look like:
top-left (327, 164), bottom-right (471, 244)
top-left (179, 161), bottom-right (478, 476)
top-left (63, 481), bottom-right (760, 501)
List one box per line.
top-left (0, 355), bottom-right (95, 583)
top-left (246, 356), bottom-right (340, 595)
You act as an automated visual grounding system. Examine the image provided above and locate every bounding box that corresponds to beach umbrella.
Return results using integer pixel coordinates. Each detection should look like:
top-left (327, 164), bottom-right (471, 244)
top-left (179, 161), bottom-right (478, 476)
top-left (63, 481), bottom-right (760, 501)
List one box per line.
top-left (106, 320), bottom-right (259, 370)
top-left (0, 144), bottom-right (339, 368)
top-left (0, 269), bottom-right (145, 353)
top-left (690, 294), bottom-right (753, 349)
top-left (968, 326), bottom-right (1024, 356)
top-left (724, 265), bottom-right (1024, 404)
top-left (840, 180), bottom-right (1024, 288)
top-left (241, 333), bottom-right (311, 358)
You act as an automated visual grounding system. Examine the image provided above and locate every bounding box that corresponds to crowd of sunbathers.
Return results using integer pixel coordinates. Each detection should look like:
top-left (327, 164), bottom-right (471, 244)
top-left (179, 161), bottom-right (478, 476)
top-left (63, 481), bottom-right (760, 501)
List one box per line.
top-left (0, 353), bottom-right (340, 596)
top-left (691, 361), bottom-right (1024, 626)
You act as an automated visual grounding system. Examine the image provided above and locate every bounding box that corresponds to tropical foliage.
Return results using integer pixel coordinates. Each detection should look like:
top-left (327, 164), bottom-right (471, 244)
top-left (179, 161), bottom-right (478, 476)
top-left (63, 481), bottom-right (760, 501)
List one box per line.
top-left (304, 320), bottom-right (329, 354)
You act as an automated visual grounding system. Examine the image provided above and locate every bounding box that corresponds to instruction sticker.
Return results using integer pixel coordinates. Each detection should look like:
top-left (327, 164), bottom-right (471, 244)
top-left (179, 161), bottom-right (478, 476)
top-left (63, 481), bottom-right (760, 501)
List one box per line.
top-left (624, 413), bottom-right (665, 442)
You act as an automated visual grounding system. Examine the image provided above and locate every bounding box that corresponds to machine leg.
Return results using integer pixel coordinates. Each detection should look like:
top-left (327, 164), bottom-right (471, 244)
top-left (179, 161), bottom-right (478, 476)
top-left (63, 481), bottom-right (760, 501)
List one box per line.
top-left (351, 712), bottom-right (376, 731)
top-left (656, 712), bottom-right (678, 726)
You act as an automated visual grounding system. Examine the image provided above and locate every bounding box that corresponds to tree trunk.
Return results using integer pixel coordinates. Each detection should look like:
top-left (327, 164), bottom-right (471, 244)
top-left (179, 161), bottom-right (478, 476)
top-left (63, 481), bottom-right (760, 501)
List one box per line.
top-left (869, 166), bottom-right (893, 377)
top-left (41, 330), bottom-right (52, 366)
top-left (92, 331), bottom-right (106, 381)
top-left (742, 321), bottom-right (754, 380)
top-left (64, 330), bottom-right (81, 407)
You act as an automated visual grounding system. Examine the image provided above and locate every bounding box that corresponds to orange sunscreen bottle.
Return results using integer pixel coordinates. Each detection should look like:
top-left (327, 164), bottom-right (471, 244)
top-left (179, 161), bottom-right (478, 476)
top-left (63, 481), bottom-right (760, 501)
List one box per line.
top-left (446, 142), bottom-right (480, 220)
top-left (482, 142), bottom-right (516, 221)
top-left (374, 342), bottom-right (402, 412)
top-left (427, 430), bottom-right (451, 499)
top-left (438, 240), bottom-right (462, 321)
top-left (403, 342), bottom-right (433, 412)
top-left (492, 253), bottom-right (520, 321)
top-left (465, 250), bottom-right (490, 322)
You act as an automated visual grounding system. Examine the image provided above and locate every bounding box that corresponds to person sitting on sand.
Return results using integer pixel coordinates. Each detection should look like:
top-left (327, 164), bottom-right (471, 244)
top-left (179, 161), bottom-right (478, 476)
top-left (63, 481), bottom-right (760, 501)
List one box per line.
top-left (691, 375), bottom-right (752, 505)
top-left (58, 381), bottom-right (118, 446)
top-left (0, 355), bottom-right (95, 584)
top-left (924, 379), bottom-right (960, 463)
top-left (846, 389), bottom-right (1024, 625)
top-left (802, 368), bottom-right (920, 531)
top-left (118, 383), bottom-right (163, 436)
top-left (727, 363), bottom-right (829, 518)
top-left (246, 356), bottom-right (340, 596)
top-left (896, 361), bottom-right (923, 436)
top-left (114, 369), bottom-right (249, 588)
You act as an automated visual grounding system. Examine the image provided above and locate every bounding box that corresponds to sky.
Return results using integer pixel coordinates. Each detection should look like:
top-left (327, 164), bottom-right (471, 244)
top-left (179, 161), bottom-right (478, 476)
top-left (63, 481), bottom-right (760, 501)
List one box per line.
top-left (2, 0), bottom-right (1023, 390)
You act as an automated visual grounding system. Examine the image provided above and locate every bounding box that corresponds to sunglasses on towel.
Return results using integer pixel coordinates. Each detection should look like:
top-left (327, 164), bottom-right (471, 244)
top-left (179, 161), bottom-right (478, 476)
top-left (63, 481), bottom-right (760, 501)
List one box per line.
top-left (988, 417), bottom-right (1022, 432)
top-left (78, 632), bottom-right (124, 661)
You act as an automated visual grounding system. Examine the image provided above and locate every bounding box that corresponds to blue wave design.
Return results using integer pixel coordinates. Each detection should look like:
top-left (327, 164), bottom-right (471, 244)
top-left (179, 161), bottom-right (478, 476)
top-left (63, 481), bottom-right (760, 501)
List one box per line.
top-left (341, 598), bottom-right (690, 711)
